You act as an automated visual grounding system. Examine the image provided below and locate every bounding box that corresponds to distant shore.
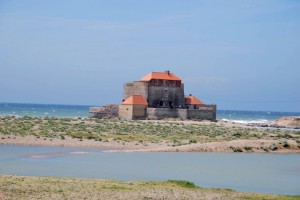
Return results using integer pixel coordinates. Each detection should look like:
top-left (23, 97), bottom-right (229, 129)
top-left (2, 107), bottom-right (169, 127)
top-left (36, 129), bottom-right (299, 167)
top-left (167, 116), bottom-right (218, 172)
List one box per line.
top-left (1, 116), bottom-right (299, 153)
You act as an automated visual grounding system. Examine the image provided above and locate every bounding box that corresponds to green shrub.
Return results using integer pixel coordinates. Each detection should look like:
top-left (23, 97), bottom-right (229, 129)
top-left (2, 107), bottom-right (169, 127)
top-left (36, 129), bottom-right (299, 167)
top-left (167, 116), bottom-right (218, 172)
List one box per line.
top-left (243, 146), bottom-right (253, 151)
top-left (283, 133), bottom-right (293, 139)
top-left (167, 180), bottom-right (197, 188)
top-left (232, 133), bottom-right (241, 138)
top-left (261, 147), bottom-right (269, 152)
top-left (280, 141), bottom-right (290, 148)
top-left (87, 135), bottom-right (96, 140)
top-left (269, 144), bottom-right (278, 151)
top-left (189, 139), bottom-right (197, 144)
top-left (230, 146), bottom-right (243, 152)
top-left (94, 136), bottom-right (102, 141)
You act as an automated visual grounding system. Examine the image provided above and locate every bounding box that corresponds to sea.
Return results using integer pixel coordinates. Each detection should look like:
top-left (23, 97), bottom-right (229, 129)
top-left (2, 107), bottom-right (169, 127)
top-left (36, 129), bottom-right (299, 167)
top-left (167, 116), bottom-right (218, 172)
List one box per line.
top-left (0, 102), bottom-right (300, 124)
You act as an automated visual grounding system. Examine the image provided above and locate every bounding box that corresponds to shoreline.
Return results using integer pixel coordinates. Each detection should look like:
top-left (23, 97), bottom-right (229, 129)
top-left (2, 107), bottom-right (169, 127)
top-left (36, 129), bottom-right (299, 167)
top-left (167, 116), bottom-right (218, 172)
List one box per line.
top-left (1, 135), bottom-right (299, 153)
top-left (1, 116), bottom-right (300, 153)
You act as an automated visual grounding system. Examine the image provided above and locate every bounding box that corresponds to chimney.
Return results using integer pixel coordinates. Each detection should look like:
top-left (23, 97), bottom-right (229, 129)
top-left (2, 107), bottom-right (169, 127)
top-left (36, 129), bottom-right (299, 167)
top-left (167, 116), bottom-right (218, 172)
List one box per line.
top-left (165, 70), bottom-right (170, 75)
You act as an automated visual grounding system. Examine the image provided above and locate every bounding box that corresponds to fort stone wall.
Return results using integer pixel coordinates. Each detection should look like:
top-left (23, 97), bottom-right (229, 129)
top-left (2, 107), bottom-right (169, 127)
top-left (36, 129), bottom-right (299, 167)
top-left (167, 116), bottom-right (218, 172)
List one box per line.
top-left (90, 105), bottom-right (216, 121)
top-left (146, 108), bottom-right (181, 120)
top-left (132, 105), bottom-right (147, 119)
top-left (122, 81), bottom-right (148, 101)
top-left (119, 105), bottom-right (133, 120)
top-left (119, 105), bottom-right (147, 120)
top-left (186, 105), bottom-right (216, 121)
top-left (148, 83), bottom-right (184, 108)
top-left (146, 105), bottom-right (216, 121)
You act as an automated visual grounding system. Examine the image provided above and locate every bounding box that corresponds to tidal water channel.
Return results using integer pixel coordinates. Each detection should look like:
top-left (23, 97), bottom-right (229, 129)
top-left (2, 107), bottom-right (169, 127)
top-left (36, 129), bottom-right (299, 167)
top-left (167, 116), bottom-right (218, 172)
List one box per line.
top-left (0, 145), bottom-right (299, 195)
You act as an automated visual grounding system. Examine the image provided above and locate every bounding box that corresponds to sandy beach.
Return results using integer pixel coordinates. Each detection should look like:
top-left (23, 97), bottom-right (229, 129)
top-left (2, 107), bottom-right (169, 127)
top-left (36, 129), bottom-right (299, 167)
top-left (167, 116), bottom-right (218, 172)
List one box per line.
top-left (1, 134), bottom-right (299, 153)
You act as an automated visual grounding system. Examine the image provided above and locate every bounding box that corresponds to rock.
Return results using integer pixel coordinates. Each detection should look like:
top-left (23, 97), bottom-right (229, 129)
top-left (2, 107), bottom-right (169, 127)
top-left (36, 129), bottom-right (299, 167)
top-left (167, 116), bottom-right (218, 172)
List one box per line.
top-left (261, 124), bottom-right (269, 127)
top-left (271, 116), bottom-right (300, 129)
top-left (89, 104), bottom-right (119, 119)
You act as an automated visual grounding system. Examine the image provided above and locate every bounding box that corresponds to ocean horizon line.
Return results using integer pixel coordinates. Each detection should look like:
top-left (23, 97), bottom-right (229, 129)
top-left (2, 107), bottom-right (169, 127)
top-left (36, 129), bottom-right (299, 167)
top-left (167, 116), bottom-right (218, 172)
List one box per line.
top-left (1, 101), bottom-right (299, 114)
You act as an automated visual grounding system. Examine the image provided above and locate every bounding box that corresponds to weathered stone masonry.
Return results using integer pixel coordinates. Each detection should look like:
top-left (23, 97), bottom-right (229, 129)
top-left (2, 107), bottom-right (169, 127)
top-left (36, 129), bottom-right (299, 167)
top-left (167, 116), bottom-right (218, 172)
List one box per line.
top-left (146, 105), bottom-right (216, 121)
top-left (123, 82), bottom-right (148, 102)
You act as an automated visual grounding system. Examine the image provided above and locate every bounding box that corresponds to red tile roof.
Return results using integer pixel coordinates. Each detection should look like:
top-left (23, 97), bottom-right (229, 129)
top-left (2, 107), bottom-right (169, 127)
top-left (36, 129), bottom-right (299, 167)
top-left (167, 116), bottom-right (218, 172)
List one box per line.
top-left (122, 95), bottom-right (148, 106)
top-left (185, 96), bottom-right (204, 105)
top-left (140, 71), bottom-right (181, 81)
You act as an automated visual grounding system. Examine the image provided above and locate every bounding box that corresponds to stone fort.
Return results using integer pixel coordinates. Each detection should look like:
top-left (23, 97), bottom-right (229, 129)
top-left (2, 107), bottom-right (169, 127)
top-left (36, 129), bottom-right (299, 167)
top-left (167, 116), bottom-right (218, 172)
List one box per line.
top-left (89, 70), bottom-right (216, 121)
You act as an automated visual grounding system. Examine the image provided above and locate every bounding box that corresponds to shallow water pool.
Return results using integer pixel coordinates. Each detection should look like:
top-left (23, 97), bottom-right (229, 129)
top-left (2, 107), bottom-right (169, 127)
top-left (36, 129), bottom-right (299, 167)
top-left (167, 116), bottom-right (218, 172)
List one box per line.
top-left (0, 145), bottom-right (299, 195)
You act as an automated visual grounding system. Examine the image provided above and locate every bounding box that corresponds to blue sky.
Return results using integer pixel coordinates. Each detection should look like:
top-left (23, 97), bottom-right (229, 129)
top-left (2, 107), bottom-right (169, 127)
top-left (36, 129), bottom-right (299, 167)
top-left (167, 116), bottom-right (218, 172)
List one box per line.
top-left (0, 0), bottom-right (300, 112)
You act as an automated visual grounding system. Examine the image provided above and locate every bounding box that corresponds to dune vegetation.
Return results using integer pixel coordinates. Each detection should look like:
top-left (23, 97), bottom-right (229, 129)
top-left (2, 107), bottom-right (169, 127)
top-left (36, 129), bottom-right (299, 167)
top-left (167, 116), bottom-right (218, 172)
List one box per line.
top-left (0, 175), bottom-right (299, 200)
top-left (0, 116), bottom-right (299, 144)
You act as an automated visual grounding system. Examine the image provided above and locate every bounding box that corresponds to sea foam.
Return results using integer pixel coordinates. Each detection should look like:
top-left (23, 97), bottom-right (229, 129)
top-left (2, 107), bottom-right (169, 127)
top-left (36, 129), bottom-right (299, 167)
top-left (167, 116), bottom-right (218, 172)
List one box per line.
top-left (222, 118), bottom-right (269, 124)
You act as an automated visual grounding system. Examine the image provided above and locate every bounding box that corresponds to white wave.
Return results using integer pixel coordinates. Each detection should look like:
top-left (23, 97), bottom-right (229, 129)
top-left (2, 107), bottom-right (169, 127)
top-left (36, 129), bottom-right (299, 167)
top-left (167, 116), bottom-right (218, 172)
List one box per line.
top-left (0, 113), bottom-right (21, 117)
top-left (222, 118), bottom-right (269, 124)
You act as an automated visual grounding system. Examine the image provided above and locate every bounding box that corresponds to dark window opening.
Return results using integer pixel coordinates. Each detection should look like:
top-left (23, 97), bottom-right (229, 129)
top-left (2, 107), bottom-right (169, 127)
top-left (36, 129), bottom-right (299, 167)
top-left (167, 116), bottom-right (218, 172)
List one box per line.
top-left (169, 101), bottom-right (173, 109)
top-left (158, 101), bottom-right (163, 107)
top-left (150, 79), bottom-right (163, 86)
